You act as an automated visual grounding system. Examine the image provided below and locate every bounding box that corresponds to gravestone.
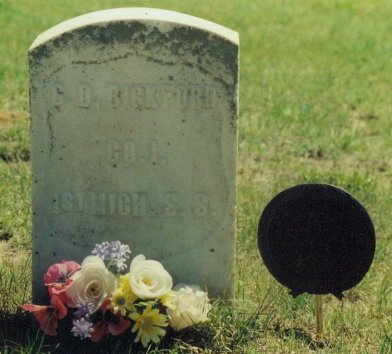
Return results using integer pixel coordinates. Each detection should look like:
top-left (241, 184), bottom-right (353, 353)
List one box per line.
top-left (30, 8), bottom-right (239, 302)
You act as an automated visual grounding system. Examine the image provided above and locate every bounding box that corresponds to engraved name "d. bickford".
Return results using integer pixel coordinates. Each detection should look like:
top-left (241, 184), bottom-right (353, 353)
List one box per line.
top-left (53, 82), bottom-right (217, 111)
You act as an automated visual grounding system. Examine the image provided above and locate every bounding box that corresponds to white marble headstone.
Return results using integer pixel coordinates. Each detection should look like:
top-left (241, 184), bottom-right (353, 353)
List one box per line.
top-left (30, 8), bottom-right (239, 302)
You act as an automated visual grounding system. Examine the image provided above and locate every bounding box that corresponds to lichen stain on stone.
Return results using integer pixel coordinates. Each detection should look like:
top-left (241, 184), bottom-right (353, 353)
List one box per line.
top-left (71, 50), bottom-right (176, 67)
top-left (167, 26), bottom-right (238, 76)
top-left (43, 65), bottom-right (65, 83)
top-left (46, 110), bottom-right (55, 156)
top-left (30, 20), bottom-right (238, 86)
top-left (78, 21), bottom-right (148, 45)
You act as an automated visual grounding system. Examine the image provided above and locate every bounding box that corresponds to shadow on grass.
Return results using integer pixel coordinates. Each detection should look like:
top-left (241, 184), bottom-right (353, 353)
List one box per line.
top-left (0, 310), bottom-right (215, 354)
top-left (0, 310), bottom-right (31, 346)
top-left (0, 148), bottom-right (30, 163)
top-left (274, 325), bottom-right (327, 351)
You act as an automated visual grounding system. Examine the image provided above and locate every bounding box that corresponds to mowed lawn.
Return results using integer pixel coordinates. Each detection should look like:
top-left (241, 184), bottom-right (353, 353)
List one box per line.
top-left (1, 0), bottom-right (391, 353)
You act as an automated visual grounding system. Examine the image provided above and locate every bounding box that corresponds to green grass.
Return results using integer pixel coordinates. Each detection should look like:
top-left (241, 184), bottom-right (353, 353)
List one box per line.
top-left (1, 0), bottom-right (392, 352)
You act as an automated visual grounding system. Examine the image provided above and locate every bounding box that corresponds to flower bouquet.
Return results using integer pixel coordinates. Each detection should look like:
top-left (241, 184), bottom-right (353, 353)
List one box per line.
top-left (23, 241), bottom-right (211, 348)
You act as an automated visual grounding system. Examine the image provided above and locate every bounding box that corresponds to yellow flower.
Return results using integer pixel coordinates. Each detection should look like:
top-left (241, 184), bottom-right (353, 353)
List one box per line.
top-left (129, 304), bottom-right (168, 348)
top-left (111, 275), bottom-right (137, 315)
top-left (161, 290), bottom-right (176, 310)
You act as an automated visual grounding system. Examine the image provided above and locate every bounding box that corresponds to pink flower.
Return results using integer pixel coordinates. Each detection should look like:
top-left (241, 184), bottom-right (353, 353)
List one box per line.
top-left (44, 261), bottom-right (80, 303)
top-left (22, 295), bottom-right (67, 336)
top-left (90, 299), bottom-right (130, 342)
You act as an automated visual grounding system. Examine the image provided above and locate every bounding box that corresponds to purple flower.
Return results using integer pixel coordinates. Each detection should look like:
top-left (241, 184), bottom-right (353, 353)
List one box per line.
top-left (71, 317), bottom-right (94, 340)
top-left (91, 241), bottom-right (131, 272)
top-left (92, 241), bottom-right (111, 260)
top-left (74, 302), bottom-right (94, 319)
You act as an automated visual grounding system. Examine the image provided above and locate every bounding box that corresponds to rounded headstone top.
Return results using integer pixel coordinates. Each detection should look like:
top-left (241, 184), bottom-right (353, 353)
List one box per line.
top-left (30, 7), bottom-right (239, 51)
top-left (257, 184), bottom-right (376, 299)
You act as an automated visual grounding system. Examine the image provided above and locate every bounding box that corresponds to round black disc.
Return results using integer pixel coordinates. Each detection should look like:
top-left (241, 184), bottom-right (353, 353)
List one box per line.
top-left (257, 184), bottom-right (375, 299)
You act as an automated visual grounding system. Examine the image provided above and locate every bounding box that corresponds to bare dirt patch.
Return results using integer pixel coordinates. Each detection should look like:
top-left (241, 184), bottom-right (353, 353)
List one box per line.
top-left (0, 110), bottom-right (28, 127)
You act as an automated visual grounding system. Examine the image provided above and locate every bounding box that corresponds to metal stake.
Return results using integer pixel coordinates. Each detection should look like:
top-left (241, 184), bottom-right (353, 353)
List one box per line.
top-left (315, 294), bottom-right (323, 338)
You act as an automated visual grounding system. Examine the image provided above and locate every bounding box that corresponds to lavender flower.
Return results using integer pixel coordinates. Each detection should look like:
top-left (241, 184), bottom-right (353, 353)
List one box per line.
top-left (91, 241), bottom-right (131, 272)
top-left (71, 317), bottom-right (94, 340)
top-left (92, 241), bottom-right (111, 260)
top-left (74, 302), bottom-right (94, 319)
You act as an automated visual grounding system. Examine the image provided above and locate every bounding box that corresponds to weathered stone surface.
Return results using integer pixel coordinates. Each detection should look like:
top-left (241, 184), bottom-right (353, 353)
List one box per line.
top-left (30, 8), bottom-right (239, 302)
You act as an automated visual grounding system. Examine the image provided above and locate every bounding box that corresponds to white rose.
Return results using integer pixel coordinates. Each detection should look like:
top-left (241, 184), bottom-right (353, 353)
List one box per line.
top-left (128, 254), bottom-right (172, 299)
top-left (168, 283), bottom-right (212, 331)
top-left (66, 255), bottom-right (116, 311)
